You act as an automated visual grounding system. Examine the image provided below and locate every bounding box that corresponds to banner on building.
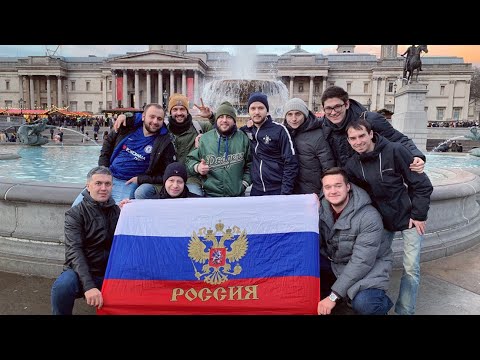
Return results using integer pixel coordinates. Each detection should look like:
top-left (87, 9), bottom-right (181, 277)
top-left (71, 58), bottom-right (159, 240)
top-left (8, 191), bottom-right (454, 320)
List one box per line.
top-left (116, 77), bottom-right (123, 106)
top-left (187, 77), bottom-right (194, 104)
top-left (98, 195), bottom-right (320, 315)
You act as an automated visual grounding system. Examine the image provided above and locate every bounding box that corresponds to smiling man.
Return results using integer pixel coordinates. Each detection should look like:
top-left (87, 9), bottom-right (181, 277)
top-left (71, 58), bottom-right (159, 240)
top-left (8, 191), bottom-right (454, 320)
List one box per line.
top-left (344, 118), bottom-right (433, 315)
top-left (51, 166), bottom-right (121, 315)
top-left (320, 86), bottom-right (425, 173)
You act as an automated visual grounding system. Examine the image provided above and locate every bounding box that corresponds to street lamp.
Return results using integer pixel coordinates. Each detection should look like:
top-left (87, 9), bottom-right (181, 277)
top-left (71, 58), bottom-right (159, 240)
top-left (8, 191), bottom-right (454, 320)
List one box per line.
top-left (393, 82), bottom-right (398, 112)
top-left (19, 98), bottom-right (24, 116)
top-left (162, 90), bottom-right (168, 111)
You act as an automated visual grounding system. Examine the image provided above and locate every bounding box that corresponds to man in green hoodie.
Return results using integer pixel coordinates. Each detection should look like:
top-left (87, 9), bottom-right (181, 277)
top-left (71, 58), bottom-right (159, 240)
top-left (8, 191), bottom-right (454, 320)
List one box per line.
top-left (186, 101), bottom-right (251, 197)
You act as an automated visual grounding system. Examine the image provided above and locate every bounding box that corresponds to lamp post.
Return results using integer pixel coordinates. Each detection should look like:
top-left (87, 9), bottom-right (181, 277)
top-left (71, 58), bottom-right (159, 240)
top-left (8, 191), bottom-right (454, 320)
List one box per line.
top-left (162, 90), bottom-right (168, 111)
top-left (19, 98), bottom-right (24, 116)
top-left (393, 82), bottom-right (398, 112)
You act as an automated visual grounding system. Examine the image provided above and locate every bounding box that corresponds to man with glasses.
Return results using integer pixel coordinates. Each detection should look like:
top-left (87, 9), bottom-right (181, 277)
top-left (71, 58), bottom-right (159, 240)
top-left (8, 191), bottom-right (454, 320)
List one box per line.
top-left (320, 86), bottom-right (425, 172)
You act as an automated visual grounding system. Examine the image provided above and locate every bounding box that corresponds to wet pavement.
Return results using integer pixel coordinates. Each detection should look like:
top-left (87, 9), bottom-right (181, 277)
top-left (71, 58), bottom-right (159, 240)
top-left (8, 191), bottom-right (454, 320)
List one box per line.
top-left (1, 243), bottom-right (479, 315)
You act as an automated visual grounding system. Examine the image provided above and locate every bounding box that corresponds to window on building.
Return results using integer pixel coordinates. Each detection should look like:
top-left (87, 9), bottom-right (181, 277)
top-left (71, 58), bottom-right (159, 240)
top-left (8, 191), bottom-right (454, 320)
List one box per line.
top-left (388, 82), bottom-right (393, 92)
top-left (5, 80), bottom-right (10, 90)
top-left (5, 100), bottom-right (12, 108)
top-left (85, 101), bottom-right (92, 112)
top-left (98, 101), bottom-right (103, 112)
top-left (363, 82), bottom-right (369, 93)
top-left (100, 81), bottom-right (103, 92)
top-left (42, 103), bottom-right (47, 109)
top-left (70, 101), bottom-right (77, 111)
top-left (440, 85), bottom-right (445, 96)
top-left (453, 107), bottom-right (462, 121)
top-left (107, 101), bottom-right (112, 110)
top-left (298, 83), bottom-right (304, 92)
top-left (314, 85), bottom-right (320, 94)
top-left (86, 81), bottom-right (90, 92)
top-left (436, 107), bottom-right (445, 120)
top-left (71, 81), bottom-right (76, 91)
top-left (108, 80), bottom-right (112, 91)
top-left (347, 82), bottom-right (352, 93)
top-left (424, 107), bottom-right (428, 113)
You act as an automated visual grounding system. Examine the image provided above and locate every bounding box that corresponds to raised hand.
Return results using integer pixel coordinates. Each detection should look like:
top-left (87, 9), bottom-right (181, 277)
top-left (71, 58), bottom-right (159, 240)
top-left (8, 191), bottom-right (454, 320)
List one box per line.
top-left (194, 98), bottom-right (212, 118)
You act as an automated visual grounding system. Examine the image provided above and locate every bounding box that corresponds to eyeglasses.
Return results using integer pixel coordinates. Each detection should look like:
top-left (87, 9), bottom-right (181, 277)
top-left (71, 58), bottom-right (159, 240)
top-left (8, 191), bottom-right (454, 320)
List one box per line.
top-left (324, 103), bottom-right (345, 114)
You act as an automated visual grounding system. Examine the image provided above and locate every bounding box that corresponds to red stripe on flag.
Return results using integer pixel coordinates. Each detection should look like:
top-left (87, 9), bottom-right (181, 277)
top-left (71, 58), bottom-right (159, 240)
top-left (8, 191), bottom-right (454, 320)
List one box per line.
top-left (98, 277), bottom-right (320, 315)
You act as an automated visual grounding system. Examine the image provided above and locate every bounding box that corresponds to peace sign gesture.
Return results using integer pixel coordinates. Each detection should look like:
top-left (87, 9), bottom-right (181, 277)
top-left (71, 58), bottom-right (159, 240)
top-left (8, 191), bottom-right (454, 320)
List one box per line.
top-left (194, 98), bottom-right (213, 119)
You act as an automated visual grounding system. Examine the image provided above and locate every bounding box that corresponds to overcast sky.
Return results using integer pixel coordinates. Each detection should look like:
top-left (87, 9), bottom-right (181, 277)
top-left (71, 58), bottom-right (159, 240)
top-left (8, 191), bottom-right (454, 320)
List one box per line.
top-left (1, 45), bottom-right (479, 65)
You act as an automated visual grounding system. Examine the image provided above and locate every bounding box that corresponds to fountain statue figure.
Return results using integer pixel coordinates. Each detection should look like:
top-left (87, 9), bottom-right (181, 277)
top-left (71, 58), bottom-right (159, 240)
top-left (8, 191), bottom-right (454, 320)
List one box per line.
top-left (464, 126), bottom-right (480, 156)
top-left (17, 119), bottom-right (56, 146)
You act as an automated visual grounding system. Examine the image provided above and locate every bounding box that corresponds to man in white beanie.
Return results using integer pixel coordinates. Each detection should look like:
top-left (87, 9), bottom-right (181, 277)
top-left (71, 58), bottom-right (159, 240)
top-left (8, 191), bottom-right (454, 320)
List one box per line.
top-left (283, 98), bottom-right (335, 195)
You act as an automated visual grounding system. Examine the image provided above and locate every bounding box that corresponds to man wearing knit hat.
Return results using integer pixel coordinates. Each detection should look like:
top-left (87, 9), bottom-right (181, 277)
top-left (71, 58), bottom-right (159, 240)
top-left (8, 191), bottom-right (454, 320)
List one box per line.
top-left (113, 93), bottom-right (215, 198)
top-left (186, 101), bottom-right (252, 197)
top-left (282, 98), bottom-right (335, 195)
top-left (239, 92), bottom-right (299, 196)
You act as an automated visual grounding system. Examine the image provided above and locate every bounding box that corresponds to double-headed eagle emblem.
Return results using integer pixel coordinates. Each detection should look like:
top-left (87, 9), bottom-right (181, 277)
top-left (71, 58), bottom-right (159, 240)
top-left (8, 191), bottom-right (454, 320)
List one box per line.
top-left (188, 221), bottom-right (248, 285)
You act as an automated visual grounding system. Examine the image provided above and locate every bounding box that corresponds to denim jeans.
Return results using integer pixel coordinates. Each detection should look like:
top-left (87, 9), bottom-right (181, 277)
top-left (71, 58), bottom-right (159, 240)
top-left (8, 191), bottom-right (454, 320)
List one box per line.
top-left (71, 176), bottom-right (138, 206)
top-left (351, 288), bottom-right (393, 315)
top-left (134, 183), bottom-right (157, 199)
top-left (51, 269), bottom-right (104, 315)
top-left (385, 227), bottom-right (422, 315)
top-left (134, 182), bottom-right (205, 198)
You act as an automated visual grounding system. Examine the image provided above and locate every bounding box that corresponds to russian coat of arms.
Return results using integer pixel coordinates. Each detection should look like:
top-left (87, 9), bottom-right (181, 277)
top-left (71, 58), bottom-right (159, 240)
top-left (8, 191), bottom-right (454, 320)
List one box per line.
top-left (188, 221), bottom-right (248, 285)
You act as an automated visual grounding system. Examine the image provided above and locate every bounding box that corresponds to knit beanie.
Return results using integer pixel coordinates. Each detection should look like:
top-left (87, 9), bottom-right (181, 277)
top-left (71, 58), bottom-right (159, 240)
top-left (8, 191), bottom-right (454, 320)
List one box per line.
top-left (168, 93), bottom-right (189, 113)
top-left (283, 98), bottom-right (309, 119)
top-left (163, 162), bottom-right (188, 183)
top-left (216, 101), bottom-right (237, 122)
top-left (247, 92), bottom-right (269, 112)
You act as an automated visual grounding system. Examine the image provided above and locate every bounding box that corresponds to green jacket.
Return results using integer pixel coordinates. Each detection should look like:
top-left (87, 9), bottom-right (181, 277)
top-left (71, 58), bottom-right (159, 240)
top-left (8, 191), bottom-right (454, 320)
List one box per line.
top-left (186, 128), bottom-right (252, 197)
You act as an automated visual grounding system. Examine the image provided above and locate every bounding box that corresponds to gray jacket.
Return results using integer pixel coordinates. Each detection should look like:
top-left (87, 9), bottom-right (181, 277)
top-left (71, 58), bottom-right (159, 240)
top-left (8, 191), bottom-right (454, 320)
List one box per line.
top-left (319, 183), bottom-right (393, 300)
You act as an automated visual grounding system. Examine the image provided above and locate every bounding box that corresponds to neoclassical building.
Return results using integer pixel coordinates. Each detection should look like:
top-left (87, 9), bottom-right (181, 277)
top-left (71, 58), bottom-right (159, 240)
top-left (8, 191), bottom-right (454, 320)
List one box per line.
top-left (0, 45), bottom-right (475, 122)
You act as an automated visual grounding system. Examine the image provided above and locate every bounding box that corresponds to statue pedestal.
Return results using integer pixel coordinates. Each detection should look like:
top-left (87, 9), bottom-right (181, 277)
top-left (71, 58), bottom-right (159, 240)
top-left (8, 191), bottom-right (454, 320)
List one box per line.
top-left (391, 83), bottom-right (428, 153)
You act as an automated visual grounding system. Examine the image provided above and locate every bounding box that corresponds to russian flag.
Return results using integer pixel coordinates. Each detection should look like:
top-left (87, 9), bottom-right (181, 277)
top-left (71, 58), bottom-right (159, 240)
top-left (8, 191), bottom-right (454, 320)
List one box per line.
top-left (98, 194), bottom-right (320, 315)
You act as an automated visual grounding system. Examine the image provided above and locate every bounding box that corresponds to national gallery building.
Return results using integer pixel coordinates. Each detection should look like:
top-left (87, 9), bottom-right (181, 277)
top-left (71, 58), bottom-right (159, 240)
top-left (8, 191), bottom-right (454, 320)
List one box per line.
top-left (0, 45), bottom-right (476, 122)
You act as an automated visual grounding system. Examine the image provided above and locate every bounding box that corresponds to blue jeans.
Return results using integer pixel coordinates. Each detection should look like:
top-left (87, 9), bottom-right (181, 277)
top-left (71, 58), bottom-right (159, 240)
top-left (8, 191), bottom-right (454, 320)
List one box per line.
top-left (351, 288), bottom-right (393, 315)
top-left (71, 176), bottom-right (138, 206)
top-left (134, 182), bottom-right (205, 199)
top-left (51, 268), bottom-right (104, 315)
top-left (386, 227), bottom-right (422, 315)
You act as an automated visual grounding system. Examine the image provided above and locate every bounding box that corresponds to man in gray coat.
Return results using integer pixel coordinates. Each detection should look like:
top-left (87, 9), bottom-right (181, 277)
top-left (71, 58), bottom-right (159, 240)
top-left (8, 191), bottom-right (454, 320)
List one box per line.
top-left (317, 167), bottom-right (393, 315)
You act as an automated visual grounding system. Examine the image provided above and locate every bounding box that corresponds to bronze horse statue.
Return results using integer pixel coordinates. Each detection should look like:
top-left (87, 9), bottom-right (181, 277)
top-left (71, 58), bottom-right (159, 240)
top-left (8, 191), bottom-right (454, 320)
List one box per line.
top-left (403, 45), bottom-right (428, 83)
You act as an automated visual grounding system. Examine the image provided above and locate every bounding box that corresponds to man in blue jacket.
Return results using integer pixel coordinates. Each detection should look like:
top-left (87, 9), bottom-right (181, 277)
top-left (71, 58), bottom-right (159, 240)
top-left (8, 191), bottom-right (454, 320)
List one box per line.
top-left (240, 92), bottom-right (298, 196)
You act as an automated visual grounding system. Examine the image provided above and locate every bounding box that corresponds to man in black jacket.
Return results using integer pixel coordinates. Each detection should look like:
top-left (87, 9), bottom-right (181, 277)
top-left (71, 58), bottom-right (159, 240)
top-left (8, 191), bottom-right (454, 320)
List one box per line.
top-left (344, 119), bottom-right (433, 315)
top-left (240, 92), bottom-right (299, 196)
top-left (320, 86), bottom-right (425, 173)
top-left (51, 166), bottom-right (120, 315)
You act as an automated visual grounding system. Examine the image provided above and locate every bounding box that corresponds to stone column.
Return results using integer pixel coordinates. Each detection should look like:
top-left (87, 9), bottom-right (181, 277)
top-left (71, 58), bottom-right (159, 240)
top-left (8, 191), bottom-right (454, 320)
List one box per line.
top-left (194, 70), bottom-right (199, 104)
top-left (371, 77), bottom-right (378, 111)
top-left (308, 76), bottom-right (314, 109)
top-left (322, 77), bottom-right (328, 92)
top-left (446, 80), bottom-right (455, 120)
top-left (111, 70), bottom-right (117, 108)
top-left (379, 77), bottom-right (386, 111)
top-left (391, 83), bottom-right (428, 152)
top-left (29, 77), bottom-right (35, 109)
top-left (122, 70), bottom-right (128, 108)
top-left (134, 70), bottom-right (140, 108)
top-left (46, 76), bottom-right (51, 109)
top-left (464, 80), bottom-right (471, 120)
top-left (289, 77), bottom-right (294, 99)
top-left (102, 75), bottom-right (107, 110)
top-left (170, 70), bottom-right (175, 95)
top-left (146, 70), bottom-right (151, 104)
top-left (158, 70), bottom-right (163, 105)
top-left (19, 76), bottom-right (24, 103)
top-left (57, 76), bottom-right (62, 107)
top-left (181, 70), bottom-right (187, 96)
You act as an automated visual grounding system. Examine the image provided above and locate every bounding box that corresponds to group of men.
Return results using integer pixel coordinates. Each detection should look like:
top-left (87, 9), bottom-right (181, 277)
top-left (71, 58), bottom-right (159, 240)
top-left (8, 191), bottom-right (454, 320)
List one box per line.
top-left (51, 86), bottom-right (433, 316)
